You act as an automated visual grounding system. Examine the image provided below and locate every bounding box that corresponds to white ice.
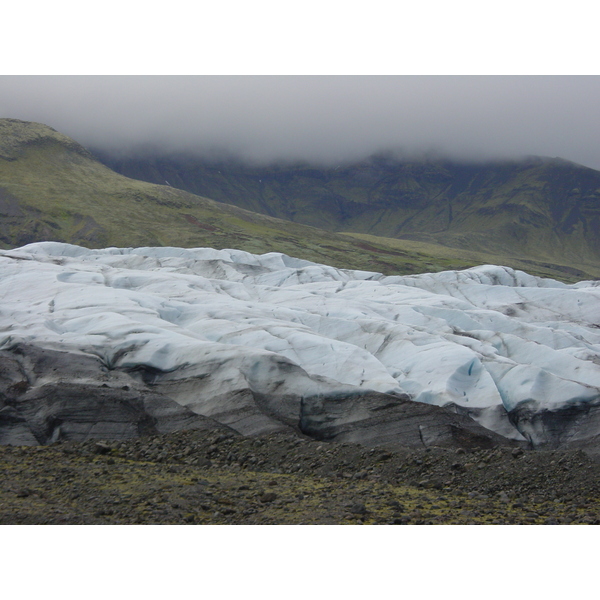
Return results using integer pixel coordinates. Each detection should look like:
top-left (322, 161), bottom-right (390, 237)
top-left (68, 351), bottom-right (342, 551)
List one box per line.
top-left (1, 242), bottom-right (599, 440)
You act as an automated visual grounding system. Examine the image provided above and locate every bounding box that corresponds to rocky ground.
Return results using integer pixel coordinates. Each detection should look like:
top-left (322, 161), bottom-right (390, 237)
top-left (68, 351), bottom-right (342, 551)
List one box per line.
top-left (2, 429), bottom-right (600, 525)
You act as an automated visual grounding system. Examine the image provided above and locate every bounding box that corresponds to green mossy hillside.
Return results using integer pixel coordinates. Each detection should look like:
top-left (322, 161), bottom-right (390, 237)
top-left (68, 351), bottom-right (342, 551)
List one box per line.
top-left (0, 119), bottom-right (474, 276)
top-left (1, 119), bottom-right (598, 281)
top-left (98, 149), bottom-right (600, 280)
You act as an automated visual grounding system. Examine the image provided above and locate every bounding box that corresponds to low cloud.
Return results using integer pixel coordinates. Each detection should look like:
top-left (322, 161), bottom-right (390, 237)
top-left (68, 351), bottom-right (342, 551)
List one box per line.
top-left (1, 75), bottom-right (600, 169)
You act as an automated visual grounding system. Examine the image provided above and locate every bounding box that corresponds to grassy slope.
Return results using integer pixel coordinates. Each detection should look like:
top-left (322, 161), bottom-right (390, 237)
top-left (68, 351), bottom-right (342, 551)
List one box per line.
top-left (0, 119), bottom-right (488, 277)
top-left (1, 119), bottom-right (597, 281)
top-left (98, 151), bottom-right (600, 281)
top-left (343, 233), bottom-right (600, 281)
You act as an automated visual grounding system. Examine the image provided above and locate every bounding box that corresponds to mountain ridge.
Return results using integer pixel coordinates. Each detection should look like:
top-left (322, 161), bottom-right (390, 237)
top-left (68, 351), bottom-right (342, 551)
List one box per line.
top-left (1, 119), bottom-right (470, 276)
top-left (0, 118), bottom-right (598, 281)
top-left (95, 148), bottom-right (600, 275)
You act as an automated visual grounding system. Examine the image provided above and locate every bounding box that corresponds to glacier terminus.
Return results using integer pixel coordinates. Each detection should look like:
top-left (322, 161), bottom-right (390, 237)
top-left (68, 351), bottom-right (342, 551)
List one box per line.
top-left (0, 242), bottom-right (599, 450)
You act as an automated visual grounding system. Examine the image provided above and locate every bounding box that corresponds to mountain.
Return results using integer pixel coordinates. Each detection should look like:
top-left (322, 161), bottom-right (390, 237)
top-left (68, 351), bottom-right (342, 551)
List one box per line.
top-left (1, 118), bottom-right (599, 281)
top-left (95, 149), bottom-right (600, 280)
top-left (0, 119), bottom-right (490, 277)
top-left (1, 242), bottom-right (599, 450)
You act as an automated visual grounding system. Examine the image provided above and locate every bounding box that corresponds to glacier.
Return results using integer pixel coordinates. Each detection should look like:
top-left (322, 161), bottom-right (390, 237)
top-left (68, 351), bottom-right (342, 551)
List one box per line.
top-left (0, 241), bottom-right (599, 448)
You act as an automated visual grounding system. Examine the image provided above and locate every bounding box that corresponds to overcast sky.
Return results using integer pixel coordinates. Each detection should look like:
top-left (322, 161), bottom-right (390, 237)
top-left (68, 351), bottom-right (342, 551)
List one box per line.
top-left (2, 75), bottom-right (600, 169)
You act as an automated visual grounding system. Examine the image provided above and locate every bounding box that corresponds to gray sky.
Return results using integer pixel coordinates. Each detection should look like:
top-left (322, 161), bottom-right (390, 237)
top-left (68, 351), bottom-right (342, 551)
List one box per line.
top-left (2, 76), bottom-right (600, 169)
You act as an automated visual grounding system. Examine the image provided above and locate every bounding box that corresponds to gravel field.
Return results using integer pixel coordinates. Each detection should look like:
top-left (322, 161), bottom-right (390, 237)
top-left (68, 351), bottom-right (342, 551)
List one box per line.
top-left (2, 429), bottom-right (600, 525)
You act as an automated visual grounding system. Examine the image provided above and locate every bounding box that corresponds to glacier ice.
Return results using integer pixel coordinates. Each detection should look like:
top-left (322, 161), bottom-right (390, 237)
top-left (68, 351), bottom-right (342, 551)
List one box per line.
top-left (0, 241), bottom-right (599, 447)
